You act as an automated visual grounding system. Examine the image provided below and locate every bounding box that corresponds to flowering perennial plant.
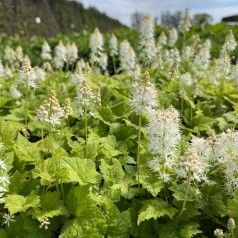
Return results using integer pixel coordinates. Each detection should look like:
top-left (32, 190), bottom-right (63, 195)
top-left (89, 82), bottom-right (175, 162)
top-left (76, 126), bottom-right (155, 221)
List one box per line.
top-left (130, 71), bottom-right (158, 115)
top-left (41, 41), bottom-right (52, 61)
top-left (53, 41), bottom-right (66, 70)
top-left (109, 33), bottom-right (118, 57)
top-left (148, 106), bottom-right (181, 182)
top-left (1, 13), bottom-right (238, 238)
top-left (138, 15), bottom-right (156, 65)
top-left (36, 90), bottom-right (64, 126)
top-left (119, 40), bottom-right (136, 75)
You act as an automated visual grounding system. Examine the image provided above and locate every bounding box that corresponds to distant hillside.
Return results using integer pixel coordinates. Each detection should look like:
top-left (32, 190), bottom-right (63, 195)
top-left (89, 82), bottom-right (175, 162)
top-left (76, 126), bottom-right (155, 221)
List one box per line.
top-left (0, 0), bottom-right (125, 37)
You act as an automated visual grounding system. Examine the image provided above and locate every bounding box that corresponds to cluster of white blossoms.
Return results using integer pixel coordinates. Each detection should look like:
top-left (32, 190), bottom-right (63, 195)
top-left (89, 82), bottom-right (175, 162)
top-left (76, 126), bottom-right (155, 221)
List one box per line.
top-left (176, 129), bottom-right (238, 195)
top-left (193, 40), bottom-right (211, 77)
top-left (89, 28), bottom-right (103, 60)
top-left (75, 69), bottom-right (101, 117)
top-left (53, 41), bottom-right (67, 70)
top-left (42, 40), bottom-right (78, 70)
top-left (176, 147), bottom-right (208, 183)
top-left (119, 40), bottom-right (136, 75)
top-left (39, 216), bottom-right (50, 230)
top-left (109, 33), bottom-right (118, 57)
top-left (168, 27), bottom-right (178, 48)
top-left (71, 62), bottom-right (87, 85)
top-left (130, 71), bottom-right (158, 115)
top-left (207, 30), bottom-right (236, 83)
top-left (164, 48), bottom-right (181, 66)
top-left (214, 129), bottom-right (238, 195)
top-left (36, 90), bottom-right (73, 126)
top-left (65, 42), bottom-right (78, 66)
top-left (179, 8), bottom-right (191, 33)
top-left (41, 40), bottom-right (52, 61)
top-left (18, 56), bottom-right (38, 89)
top-left (214, 228), bottom-right (224, 238)
top-left (180, 72), bottom-right (194, 86)
top-left (222, 29), bottom-right (237, 52)
top-left (138, 15), bottom-right (156, 65)
top-left (148, 106), bottom-right (181, 182)
top-left (214, 218), bottom-right (236, 238)
top-left (157, 32), bottom-right (167, 53)
top-left (4, 45), bottom-right (24, 68)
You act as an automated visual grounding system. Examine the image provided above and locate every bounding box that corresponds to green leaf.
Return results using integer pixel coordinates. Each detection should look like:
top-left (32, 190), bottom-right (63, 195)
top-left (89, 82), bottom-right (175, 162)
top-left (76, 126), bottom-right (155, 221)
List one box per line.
top-left (3, 152), bottom-right (14, 172)
top-left (5, 215), bottom-right (26, 238)
top-left (215, 117), bottom-right (229, 131)
top-left (192, 110), bottom-right (214, 133)
top-left (137, 199), bottom-right (177, 225)
top-left (178, 222), bottom-right (202, 238)
top-left (9, 171), bottom-right (39, 195)
top-left (98, 135), bottom-right (122, 157)
top-left (157, 222), bottom-right (201, 238)
top-left (170, 183), bottom-right (197, 202)
top-left (22, 214), bottom-right (52, 238)
top-left (14, 134), bottom-right (41, 165)
top-left (100, 158), bottom-right (124, 186)
top-left (0, 119), bottom-right (17, 148)
top-left (107, 210), bottom-right (131, 238)
top-left (140, 168), bottom-right (164, 197)
top-left (228, 191), bottom-right (238, 222)
top-left (60, 208), bottom-right (107, 238)
top-left (111, 101), bottom-right (131, 118)
top-left (196, 184), bottom-right (227, 216)
top-left (66, 185), bottom-right (95, 217)
top-left (184, 95), bottom-right (196, 109)
top-left (84, 143), bottom-right (98, 160)
top-left (0, 228), bottom-right (8, 238)
top-left (60, 157), bottom-right (101, 185)
top-left (110, 123), bottom-right (137, 141)
top-left (130, 200), bottom-right (158, 238)
top-left (156, 222), bottom-right (179, 238)
top-left (5, 193), bottom-right (40, 215)
top-left (96, 105), bottom-right (116, 125)
top-left (32, 157), bottom-right (62, 185)
top-left (97, 196), bottom-right (131, 238)
top-left (28, 191), bottom-right (68, 221)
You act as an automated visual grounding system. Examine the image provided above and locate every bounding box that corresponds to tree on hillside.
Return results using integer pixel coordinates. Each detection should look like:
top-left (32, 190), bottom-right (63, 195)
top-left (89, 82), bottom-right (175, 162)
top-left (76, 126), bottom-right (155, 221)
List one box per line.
top-left (160, 10), bottom-right (182, 28)
top-left (131, 11), bottom-right (144, 29)
top-left (192, 13), bottom-right (213, 25)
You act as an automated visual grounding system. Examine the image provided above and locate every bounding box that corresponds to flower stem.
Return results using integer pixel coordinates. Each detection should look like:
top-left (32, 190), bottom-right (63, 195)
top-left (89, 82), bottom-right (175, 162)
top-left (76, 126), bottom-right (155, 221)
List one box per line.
top-left (177, 170), bottom-right (192, 218)
top-left (84, 105), bottom-right (88, 159)
top-left (25, 85), bottom-right (29, 127)
top-left (112, 56), bottom-right (117, 74)
top-left (137, 112), bottom-right (142, 194)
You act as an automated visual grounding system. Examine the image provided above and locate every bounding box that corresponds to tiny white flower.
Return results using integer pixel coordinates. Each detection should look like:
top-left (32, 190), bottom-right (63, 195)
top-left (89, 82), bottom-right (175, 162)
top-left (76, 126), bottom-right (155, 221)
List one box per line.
top-left (45, 114), bottom-right (61, 127)
top-left (0, 159), bottom-right (7, 171)
top-left (0, 173), bottom-right (10, 186)
top-left (1, 212), bottom-right (15, 227)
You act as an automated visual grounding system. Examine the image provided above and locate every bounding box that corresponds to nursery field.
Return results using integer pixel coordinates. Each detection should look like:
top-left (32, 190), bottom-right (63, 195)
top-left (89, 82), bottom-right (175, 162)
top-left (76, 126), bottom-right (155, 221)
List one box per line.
top-left (1, 10), bottom-right (238, 238)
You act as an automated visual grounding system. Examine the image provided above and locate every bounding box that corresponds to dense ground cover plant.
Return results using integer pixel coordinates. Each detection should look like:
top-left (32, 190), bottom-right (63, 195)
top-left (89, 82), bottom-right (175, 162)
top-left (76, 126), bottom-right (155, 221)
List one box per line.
top-left (1, 10), bottom-right (238, 238)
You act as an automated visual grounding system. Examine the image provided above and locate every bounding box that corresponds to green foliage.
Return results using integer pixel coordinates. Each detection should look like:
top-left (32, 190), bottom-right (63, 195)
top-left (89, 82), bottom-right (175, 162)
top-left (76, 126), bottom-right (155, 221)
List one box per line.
top-left (157, 221), bottom-right (201, 238)
top-left (1, 17), bottom-right (238, 238)
top-left (28, 191), bottom-right (68, 221)
top-left (5, 193), bottom-right (40, 215)
top-left (66, 185), bottom-right (95, 217)
top-left (60, 157), bottom-right (102, 185)
top-left (0, 229), bottom-right (7, 238)
top-left (138, 199), bottom-right (177, 225)
top-left (60, 208), bottom-right (107, 238)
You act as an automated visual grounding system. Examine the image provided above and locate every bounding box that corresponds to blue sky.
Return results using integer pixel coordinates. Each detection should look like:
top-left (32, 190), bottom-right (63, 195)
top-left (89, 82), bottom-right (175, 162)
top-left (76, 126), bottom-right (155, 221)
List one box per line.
top-left (78, 0), bottom-right (238, 26)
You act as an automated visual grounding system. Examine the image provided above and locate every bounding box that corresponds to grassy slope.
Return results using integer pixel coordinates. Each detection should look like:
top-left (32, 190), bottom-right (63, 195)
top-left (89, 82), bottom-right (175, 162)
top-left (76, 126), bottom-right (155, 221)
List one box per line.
top-left (0, 0), bottom-right (125, 37)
